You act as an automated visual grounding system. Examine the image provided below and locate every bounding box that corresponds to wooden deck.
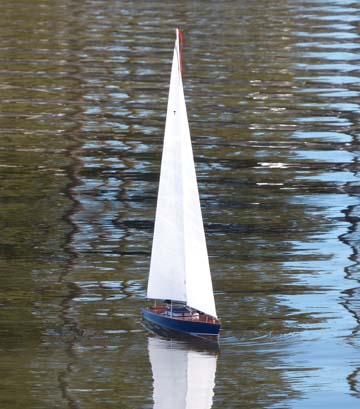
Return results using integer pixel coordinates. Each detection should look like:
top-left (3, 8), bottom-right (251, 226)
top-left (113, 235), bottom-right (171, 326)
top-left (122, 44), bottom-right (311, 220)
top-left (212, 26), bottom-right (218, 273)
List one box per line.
top-left (148, 305), bottom-right (220, 325)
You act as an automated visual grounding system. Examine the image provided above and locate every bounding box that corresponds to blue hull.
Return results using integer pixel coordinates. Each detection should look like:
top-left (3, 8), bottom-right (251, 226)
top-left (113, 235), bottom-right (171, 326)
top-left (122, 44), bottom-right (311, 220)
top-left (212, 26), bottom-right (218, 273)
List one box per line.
top-left (142, 307), bottom-right (220, 336)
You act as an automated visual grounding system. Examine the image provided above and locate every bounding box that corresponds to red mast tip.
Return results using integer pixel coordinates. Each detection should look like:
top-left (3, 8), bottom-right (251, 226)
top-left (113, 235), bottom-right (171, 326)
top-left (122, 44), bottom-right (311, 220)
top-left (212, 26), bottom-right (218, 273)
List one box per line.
top-left (177, 29), bottom-right (183, 73)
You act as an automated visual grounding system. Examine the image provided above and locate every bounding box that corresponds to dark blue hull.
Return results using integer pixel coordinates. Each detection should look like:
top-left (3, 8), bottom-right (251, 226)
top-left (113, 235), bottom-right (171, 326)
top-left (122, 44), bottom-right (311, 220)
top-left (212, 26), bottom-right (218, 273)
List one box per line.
top-left (142, 307), bottom-right (220, 337)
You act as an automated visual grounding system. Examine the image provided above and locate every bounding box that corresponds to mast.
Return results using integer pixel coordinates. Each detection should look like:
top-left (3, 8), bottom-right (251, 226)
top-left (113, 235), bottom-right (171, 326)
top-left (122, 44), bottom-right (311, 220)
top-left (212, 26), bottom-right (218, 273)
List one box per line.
top-left (146, 29), bottom-right (217, 318)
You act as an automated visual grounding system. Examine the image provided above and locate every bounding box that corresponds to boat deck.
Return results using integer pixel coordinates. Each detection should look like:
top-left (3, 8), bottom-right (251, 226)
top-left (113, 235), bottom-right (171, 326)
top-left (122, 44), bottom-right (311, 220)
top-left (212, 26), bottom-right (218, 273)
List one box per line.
top-left (147, 305), bottom-right (220, 325)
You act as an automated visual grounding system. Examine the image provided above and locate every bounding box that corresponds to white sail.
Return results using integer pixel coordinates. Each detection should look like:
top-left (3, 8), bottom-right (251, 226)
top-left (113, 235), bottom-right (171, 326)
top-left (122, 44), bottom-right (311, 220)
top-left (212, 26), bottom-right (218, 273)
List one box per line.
top-left (148, 337), bottom-right (217, 409)
top-left (147, 29), bottom-right (217, 318)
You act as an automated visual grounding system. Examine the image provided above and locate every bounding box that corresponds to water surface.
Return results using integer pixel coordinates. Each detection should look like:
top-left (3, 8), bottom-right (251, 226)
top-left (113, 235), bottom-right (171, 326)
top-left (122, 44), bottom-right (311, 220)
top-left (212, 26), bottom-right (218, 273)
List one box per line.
top-left (1, 0), bottom-right (360, 408)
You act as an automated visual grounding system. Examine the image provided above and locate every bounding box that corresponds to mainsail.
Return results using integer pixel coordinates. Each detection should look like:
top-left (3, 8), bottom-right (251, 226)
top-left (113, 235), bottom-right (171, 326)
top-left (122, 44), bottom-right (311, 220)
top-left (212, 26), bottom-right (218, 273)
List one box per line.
top-left (147, 29), bottom-right (217, 318)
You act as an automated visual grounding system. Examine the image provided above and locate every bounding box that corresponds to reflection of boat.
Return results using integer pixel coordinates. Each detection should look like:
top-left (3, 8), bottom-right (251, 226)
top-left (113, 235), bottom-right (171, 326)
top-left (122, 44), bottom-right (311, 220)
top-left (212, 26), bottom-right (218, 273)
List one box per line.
top-left (142, 28), bottom-right (220, 337)
top-left (148, 336), bottom-right (217, 409)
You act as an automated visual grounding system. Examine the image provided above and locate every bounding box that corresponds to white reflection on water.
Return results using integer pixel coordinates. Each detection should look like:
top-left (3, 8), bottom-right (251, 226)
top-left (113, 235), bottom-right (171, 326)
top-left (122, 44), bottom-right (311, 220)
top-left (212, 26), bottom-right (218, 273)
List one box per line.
top-left (148, 337), bottom-right (217, 409)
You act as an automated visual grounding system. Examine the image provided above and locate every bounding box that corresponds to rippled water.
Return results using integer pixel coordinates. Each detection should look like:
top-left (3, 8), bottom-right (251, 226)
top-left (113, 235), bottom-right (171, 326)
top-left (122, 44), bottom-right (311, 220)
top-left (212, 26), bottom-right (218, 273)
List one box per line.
top-left (1, 0), bottom-right (360, 408)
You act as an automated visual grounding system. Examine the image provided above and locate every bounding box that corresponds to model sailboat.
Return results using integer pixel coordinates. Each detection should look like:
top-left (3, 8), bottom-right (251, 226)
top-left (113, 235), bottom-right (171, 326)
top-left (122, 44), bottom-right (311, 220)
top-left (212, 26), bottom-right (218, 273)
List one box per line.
top-left (142, 29), bottom-right (220, 337)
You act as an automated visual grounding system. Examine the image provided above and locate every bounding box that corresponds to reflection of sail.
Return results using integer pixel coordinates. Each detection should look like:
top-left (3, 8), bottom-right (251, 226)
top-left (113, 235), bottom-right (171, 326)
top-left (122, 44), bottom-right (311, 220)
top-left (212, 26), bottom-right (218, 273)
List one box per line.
top-left (148, 337), bottom-right (217, 409)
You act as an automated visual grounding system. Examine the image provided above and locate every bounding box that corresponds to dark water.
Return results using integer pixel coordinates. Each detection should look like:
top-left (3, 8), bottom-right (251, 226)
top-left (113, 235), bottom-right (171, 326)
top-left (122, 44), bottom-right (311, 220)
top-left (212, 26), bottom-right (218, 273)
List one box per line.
top-left (1, 0), bottom-right (360, 408)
